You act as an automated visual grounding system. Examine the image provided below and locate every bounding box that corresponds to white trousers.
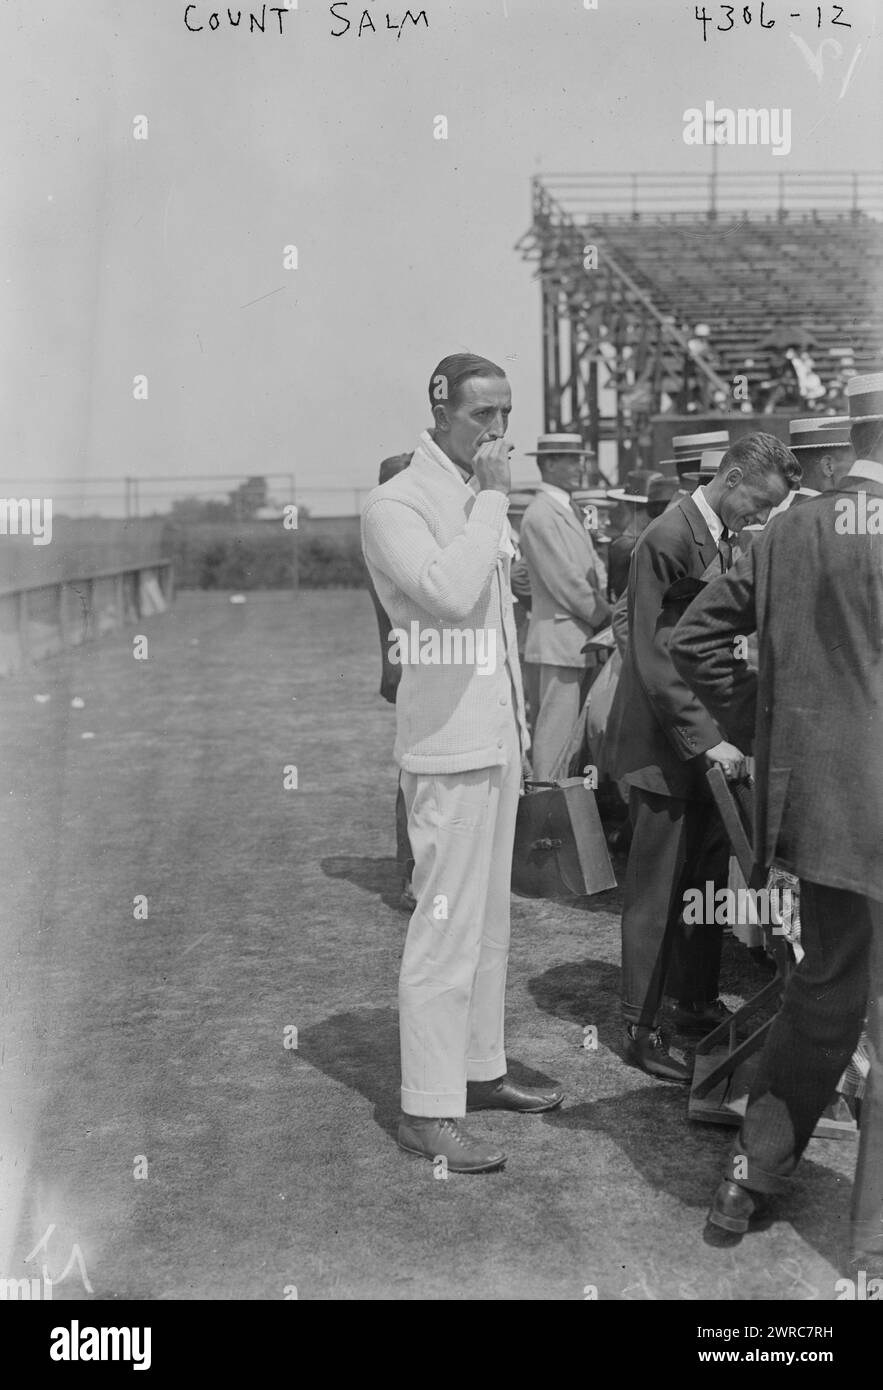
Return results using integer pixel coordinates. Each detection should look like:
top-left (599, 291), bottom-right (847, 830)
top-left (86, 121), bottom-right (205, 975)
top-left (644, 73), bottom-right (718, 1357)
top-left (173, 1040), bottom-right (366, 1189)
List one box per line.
top-left (398, 718), bottom-right (522, 1117)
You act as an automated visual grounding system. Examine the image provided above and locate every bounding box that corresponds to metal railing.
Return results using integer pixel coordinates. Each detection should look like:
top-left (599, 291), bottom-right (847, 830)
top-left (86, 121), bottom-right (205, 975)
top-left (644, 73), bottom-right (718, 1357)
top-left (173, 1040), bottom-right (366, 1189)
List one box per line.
top-left (533, 170), bottom-right (883, 223)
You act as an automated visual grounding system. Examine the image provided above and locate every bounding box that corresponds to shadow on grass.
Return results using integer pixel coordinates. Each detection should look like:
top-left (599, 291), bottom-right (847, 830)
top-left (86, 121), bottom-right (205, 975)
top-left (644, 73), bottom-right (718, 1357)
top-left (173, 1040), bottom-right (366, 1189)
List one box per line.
top-left (321, 854), bottom-right (408, 911)
top-left (297, 1005), bottom-right (565, 1142)
top-left (529, 957), bottom-right (623, 1036)
top-left (543, 1090), bottom-right (847, 1274)
top-left (531, 958), bottom-right (850, 1275)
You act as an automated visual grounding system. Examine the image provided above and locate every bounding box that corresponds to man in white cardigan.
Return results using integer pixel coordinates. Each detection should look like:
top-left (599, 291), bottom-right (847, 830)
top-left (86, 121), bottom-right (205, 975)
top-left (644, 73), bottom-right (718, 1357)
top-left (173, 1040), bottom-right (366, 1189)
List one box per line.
top-left (361, 353), bottom-right (564, 1173)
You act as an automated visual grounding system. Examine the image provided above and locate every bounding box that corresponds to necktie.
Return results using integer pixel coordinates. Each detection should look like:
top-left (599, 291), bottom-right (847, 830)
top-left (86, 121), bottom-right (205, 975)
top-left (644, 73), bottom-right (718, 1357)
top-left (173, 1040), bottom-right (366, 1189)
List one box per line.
top-left (718, 530), bottom-right (733, 572)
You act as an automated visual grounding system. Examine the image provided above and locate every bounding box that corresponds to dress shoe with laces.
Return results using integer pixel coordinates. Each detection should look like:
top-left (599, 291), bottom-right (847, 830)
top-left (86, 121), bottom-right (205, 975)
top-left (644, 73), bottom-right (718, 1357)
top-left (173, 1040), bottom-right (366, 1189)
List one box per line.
top-left (707, 1179), bottom-right (771, 1234)
top-left (466, 1074), bottom-right (564, 1113)
top-left (623, 1024), bottom-right (691, 1082)
top-left (397, 1115), bottom-right (506, 1172)
top-left (668, 998), bottom-right (734, 1036)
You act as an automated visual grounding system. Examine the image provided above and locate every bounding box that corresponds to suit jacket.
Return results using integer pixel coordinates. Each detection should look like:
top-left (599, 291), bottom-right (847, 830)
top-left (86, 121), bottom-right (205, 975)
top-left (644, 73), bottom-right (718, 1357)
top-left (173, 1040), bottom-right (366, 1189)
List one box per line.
top-left (365, 569), bottom-right (401, 704)
top-left (607, 532), bottom-right (639, 602)
top-left (604, 495), bottom-right (725, 800)
top-left (670, 476), bottom-right (883, 901)
top-left (361, 434), bottom-right (529, 774)
top-left (519, 490), bottom-right (610, 667)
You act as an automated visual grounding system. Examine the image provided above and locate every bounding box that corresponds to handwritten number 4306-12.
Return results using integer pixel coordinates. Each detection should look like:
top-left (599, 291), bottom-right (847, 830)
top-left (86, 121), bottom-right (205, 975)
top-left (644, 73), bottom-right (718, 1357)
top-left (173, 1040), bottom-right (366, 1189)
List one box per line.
top-left (694, 5), bottom-right (851, 41)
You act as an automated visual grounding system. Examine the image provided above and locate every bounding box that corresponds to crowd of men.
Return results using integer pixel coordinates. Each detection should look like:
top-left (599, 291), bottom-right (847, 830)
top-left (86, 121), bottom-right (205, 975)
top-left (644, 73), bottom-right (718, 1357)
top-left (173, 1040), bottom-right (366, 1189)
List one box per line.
top-left (360, 351), bottom-right (882, 1279)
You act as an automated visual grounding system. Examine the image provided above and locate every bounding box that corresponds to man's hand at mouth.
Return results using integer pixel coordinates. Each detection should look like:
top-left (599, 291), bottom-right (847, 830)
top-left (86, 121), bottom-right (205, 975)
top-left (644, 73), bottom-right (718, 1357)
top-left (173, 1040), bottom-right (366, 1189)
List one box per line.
top-left (473, 439), bottom-right (513, 495)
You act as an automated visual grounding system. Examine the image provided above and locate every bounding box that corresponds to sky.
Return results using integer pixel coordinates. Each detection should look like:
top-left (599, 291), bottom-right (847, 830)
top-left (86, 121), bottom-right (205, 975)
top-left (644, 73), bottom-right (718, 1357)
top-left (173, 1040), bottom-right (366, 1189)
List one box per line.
top-left (2, 0), bottom-right (881, 514)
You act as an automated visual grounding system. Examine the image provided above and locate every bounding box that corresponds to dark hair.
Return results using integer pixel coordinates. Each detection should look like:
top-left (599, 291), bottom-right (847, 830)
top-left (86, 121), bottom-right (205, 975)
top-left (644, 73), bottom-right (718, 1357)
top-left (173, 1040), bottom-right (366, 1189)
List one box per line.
top-left (378, 453), bottom-right (413, 485)
top-left (720, 432), bottom-right (802, 489)
top-left (428, 353), bottom-right (507, 414)
top-left (851, 419), bottom-right (883, 461)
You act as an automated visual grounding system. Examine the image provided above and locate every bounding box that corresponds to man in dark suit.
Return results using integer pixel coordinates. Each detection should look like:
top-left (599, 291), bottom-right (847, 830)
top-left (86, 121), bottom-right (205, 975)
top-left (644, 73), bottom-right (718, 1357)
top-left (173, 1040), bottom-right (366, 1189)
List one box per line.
top-left (605, 433), bottom-right (800, 1080)
top-left (781, 415), bottom-right (854, 506)
top-left (670, 374), bottom-right (883, 1274)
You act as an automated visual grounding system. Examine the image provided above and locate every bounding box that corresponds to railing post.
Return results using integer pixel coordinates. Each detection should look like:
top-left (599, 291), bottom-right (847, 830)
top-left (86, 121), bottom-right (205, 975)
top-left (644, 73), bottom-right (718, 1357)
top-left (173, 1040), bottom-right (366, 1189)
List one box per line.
top-left (631, 173), bottom-right (638, 221)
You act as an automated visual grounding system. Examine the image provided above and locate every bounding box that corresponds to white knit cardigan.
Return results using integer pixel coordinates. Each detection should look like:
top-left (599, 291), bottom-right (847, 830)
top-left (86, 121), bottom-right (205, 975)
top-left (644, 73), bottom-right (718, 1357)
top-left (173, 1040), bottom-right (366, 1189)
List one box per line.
top-left (361, 433), bottom-right (529, 773)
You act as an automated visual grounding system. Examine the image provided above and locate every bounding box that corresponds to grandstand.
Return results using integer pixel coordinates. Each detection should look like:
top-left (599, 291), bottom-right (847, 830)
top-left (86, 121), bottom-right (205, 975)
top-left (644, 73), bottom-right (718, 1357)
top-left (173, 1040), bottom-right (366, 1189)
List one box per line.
top-left (517, 171), bottom-right (883, 470)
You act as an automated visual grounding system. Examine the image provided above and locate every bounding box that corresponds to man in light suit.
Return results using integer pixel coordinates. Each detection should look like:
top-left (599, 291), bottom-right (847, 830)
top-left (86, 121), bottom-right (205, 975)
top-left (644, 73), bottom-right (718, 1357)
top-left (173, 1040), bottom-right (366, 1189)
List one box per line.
top-left (519, 435), bottom-right (611, 780)
top-left (671, 373), bottom-right (883, 1275)
top-left (605, 433), bottom-right (800, 1080)
top-left (361, 353), bottom-right (564, 1175)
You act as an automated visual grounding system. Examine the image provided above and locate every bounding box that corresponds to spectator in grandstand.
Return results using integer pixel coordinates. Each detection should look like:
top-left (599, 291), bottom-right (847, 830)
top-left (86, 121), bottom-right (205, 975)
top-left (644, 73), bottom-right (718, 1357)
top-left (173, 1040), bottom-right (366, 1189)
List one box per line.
top-left (683, 323), bottom-right (722, 413)
top-left (605, 433), bottom-right (800, 1082)
top-left (519, 434), bottom-right (611, 778)
top-left (670, 373), bottom-right (883, 1277)
top-left (790, 348), bottom-right (826, 411)
top-left (761, 346), bottom-right (804, 414)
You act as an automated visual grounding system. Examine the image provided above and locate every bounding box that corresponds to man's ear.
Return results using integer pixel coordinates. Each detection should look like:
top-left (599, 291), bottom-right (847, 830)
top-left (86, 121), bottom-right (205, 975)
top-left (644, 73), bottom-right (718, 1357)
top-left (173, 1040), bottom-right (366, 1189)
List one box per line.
top-left (820, 454), bottom-right (834, 479)
top-left (433, 403), bottom-right (450, 432)
top-left (725, 466), bottom-right (743, 489)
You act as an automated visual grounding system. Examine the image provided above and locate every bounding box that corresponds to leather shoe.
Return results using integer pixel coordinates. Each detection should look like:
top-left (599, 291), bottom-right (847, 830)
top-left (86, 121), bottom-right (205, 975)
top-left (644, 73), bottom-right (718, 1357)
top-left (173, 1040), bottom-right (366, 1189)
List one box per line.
top-left (466, 1075), bottom-right (564, 1113)
top-left (397, 1115), bottom-right (506, 1172)
top-left (623, 1025), bottom-right (691, 1082)
top-left (707, 1179), bottom-right (770, 1235)
top-left (668, 998), bottom-right (734, 1036)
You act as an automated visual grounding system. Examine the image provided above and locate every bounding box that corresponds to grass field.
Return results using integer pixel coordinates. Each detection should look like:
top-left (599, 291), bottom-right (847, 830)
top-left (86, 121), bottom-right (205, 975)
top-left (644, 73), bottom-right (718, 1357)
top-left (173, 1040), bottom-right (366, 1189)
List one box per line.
top-left (0, 590), bottom-right (857, 1300)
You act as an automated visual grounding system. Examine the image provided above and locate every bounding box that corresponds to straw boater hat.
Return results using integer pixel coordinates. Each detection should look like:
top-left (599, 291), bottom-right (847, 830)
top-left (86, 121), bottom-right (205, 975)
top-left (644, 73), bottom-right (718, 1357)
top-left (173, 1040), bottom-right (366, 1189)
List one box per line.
top-left (525, 432), bottom-right (594, 458)
top-left (846, 372), bottom-right (883, 422)
top-left (788, 416), bottom-right (852, 451)
top-left (659, 430), bottom-right (730, 477)
top-left (680, 448), bottom-right (727, 488)
top-left (608, 469), bottom-right (664, 504)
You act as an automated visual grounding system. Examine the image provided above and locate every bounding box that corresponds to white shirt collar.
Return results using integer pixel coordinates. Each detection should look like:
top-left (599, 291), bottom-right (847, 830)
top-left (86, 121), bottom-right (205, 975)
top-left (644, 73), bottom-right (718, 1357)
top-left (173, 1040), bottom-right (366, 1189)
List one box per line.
top-left (420, 429), bottom-right (471, 487)
top-left (691, 485), bottom-right (725, 546)
top-left (848, 459), bottom-right (883, 486)
top-left (537, 480), bottom-right (575, 514)
top-left (418, 430), bottom-right (514, 558)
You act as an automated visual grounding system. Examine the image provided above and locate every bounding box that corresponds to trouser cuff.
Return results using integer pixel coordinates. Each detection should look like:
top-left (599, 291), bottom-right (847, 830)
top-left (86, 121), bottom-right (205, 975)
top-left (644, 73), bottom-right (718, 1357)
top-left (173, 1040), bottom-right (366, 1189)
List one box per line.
top-left (400, 1087), bottom-right (464, 1118)
top-left (726, 1144), bottom-right (791, 1196)
top-left (466, 1051), bottom-right (506, 1082)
